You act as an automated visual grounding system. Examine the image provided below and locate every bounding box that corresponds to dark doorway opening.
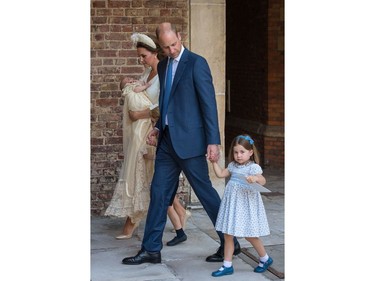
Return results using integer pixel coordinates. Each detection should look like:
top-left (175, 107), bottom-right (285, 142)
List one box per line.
top-left (225, 1), bottom-right (284, 169)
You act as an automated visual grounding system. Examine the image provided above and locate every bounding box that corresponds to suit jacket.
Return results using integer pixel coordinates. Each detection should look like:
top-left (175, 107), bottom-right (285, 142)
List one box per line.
top-left (156, 48), bottom-right (221, 159)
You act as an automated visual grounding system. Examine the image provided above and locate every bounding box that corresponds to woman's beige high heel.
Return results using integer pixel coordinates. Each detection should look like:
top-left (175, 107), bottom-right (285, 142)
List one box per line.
top-left (171, 210), bottom-right (192, 232)
top-left (115, 221), bottom-right (139, 240)
top-left (182, 210), bottom-right (192, 229)
top-left (116, 233), bottom-right (133, 240)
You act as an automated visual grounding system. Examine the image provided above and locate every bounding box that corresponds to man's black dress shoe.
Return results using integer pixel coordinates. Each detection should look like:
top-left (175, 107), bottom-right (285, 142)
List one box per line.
top-left (205, 241), bottom-right (241, 262)
top-left (166, 234), bottom-right (187, 246)
top-left (122, 249), bottom-right (161, 265)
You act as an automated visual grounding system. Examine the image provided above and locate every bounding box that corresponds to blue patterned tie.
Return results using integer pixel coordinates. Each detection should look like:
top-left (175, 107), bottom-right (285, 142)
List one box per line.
top-left (162, 57), bottom-right (173, 128)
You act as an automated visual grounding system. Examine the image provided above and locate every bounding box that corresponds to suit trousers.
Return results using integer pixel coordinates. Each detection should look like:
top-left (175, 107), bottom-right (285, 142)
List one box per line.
top-left (141, 127), bottom-right (227, 252)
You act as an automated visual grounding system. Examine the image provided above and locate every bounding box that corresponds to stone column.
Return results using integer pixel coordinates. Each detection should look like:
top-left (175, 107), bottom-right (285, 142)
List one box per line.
top-left (189, 0), bottom-right (226, 203)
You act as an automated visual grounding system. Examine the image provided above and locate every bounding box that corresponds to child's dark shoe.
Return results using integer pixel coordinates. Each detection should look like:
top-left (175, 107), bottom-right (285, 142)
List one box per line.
top-left (212, 266), bottom-right (234, 277)
top-left (254, 257), bottom-right (273, 273)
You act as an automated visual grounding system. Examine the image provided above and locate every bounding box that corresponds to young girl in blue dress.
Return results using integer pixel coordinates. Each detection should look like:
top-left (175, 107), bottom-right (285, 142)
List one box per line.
top-left (210, 134), bottom-right (273, 277)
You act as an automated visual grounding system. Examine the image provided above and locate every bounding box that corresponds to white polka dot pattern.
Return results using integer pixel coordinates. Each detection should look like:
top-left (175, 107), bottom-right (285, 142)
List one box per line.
top-left (215, 161), bottom-right (270, 237)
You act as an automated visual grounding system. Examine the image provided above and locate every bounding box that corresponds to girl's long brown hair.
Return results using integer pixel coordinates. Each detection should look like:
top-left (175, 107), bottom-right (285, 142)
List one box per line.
top-left (228, 134), bottom-right (260, 165)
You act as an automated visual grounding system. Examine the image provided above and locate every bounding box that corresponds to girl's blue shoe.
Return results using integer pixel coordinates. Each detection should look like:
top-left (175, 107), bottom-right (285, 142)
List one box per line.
top-left (212, 266), bottom-right (234, 277)
top-left (254, 257), bottom-right (273, 273)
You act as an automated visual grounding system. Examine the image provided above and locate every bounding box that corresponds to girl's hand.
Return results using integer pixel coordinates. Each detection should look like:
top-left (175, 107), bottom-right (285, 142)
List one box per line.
top-left (246, 175), bottom-right (257, 183)
top-left (246, 174), bottom-right (266, 185)
top-left (207, 145), bottom-right (220, 162)
top-left (208, 157), bottom-right (217, 163)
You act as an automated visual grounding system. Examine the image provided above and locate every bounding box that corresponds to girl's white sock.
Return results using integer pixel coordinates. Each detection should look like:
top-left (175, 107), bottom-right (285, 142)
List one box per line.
top-left (258, 254), bottom-right (269, 267)
top-left (223, 260), bottom-right (232, 268)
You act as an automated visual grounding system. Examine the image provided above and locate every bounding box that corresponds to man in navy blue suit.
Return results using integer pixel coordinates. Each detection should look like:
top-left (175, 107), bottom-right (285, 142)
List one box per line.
top-left (122, 22), bottom-right (240, 265)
